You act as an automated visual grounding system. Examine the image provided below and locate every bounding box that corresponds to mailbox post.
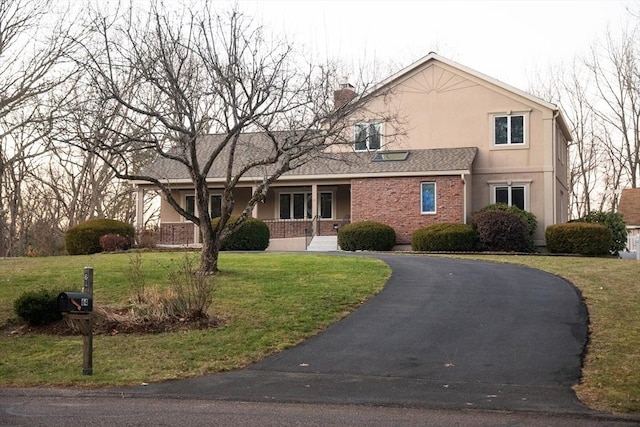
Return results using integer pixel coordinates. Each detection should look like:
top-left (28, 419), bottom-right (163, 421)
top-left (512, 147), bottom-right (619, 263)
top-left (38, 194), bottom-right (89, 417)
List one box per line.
top-left (57, 267), bottom-right (94, 375)
top-left (82, 267), bottom-right (93, 375)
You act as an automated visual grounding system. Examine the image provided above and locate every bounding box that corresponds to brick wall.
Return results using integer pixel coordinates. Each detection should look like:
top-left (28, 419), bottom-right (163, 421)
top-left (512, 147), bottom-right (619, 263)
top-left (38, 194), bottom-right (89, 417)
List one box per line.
top-left (351, 176), bottom-right (464, 244)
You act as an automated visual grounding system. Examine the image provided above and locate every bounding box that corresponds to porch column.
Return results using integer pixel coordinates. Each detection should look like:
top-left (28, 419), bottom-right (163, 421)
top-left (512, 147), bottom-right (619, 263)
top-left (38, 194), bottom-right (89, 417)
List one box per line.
top-left (251, 185), bottom-right (259, 218)
top-left (135, 187), bottom-right (144, 231)
top-left (311, 184), bottom-right (318, 235)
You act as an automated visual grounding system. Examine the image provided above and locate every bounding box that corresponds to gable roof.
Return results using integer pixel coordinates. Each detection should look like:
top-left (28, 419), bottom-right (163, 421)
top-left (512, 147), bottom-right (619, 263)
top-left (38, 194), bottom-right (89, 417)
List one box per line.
top-left (368, 52), bottom-right (573, 142)
top-left (618, 188), bottom-right (640, 225)
top-left (138, 133), bottom-right (477, 185)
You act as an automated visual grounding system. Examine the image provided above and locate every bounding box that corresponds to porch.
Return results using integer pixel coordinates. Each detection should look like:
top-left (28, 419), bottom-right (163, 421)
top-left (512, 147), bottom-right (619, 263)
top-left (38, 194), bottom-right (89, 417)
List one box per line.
top-left (158, 217), bottom-right (350, 251)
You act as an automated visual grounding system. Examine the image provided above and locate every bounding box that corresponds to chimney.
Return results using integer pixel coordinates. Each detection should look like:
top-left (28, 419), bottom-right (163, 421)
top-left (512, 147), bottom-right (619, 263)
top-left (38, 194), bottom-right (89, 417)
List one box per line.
top-left (333, 82), bottom-right (356, 110)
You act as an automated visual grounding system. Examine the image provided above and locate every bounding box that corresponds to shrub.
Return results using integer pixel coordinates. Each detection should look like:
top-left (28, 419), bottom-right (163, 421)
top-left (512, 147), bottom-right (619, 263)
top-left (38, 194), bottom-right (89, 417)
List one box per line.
top-left (136, 228), bottom-right (158, 249)
top-left (472, 210), bottom-right (530, 252)
top-left (338, 221), bottom-right (396, 251)
top-left (477, 203), bottom-right (537, 249)
top-left (574, 211), bottom-right (627, 255)
top-left (14, 288), bottom-right (65, 326)
top-left (66, 218), bottom-right (135, 255)
top-left (412, 223), bottom-right (477, 252)
top-left (99, 234), bottom-right (133, 252)
top-left (546, 222), bottom-right (612, 256)
top-left (211, 216), bottom-right (269, 251)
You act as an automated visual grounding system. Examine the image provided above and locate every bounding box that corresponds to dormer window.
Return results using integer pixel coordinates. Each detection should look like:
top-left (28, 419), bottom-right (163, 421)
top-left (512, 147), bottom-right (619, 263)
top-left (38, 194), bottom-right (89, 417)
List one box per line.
top-left (354, 123), bottom-right (382, 151)
top-left (494, 114), bottom-right (525, 145)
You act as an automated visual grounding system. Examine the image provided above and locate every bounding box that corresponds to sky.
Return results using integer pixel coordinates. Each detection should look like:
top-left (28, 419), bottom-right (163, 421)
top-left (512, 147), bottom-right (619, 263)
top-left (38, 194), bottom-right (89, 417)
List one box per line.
top-left (236, 0), bottom-right (635, 91)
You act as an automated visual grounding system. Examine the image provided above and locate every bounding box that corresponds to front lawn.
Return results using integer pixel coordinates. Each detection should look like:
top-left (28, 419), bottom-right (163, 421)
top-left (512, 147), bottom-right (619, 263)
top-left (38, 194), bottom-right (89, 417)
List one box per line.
top-left (0, 252), bottom-right (389, 387)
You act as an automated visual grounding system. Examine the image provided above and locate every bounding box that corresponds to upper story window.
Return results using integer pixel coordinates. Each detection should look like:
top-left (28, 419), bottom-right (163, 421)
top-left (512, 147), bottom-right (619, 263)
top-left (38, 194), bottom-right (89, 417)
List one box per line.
top-left (354, 123), bottom-right (382, 151)
top-left (494, 115), bottom-right (525, 145)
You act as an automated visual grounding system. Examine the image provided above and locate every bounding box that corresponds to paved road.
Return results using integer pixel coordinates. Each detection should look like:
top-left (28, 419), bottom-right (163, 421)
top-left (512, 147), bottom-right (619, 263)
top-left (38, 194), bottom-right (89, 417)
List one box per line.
top-left (3, 254), bottom-right (638, 425)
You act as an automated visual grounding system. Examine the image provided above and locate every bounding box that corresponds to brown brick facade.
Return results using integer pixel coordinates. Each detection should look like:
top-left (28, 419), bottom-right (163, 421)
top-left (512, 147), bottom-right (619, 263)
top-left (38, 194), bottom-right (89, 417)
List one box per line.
top-left (351, 176), bottom-right (464, 244)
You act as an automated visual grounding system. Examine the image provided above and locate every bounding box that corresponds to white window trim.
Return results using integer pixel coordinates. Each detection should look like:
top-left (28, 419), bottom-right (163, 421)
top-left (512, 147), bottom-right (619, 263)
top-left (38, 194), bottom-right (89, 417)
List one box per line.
top-left (492, 112), bottom-right (528, 147)
top-left (276, 189), bottom-right (336, 220)
top-left (354, 122), bottom-right (384, 152)
top-left (420, 182), bottom-right (437, 215)
top-left (489, 182), bottom-right (530, 211)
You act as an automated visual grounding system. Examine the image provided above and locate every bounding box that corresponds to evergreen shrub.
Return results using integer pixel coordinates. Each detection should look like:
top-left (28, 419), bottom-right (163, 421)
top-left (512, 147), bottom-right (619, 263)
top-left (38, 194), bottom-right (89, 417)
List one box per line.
top-left (211, 216), bottom-right (270, 251)
top-left (546, 222), bottom-right (612, 256)
top-left (66, 218), bottom-right (135, 255)
top-left (412, 223), bottom-right (477, 251)
top-left (338, 221), bottom-right (396, 251)
top-left (13, 288), bottom-right (65, 326)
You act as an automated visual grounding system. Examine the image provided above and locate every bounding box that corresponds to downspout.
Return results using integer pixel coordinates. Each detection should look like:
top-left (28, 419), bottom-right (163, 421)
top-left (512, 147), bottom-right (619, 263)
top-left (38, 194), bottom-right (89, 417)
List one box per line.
top-left (461, 173), bottom-right (467, 224)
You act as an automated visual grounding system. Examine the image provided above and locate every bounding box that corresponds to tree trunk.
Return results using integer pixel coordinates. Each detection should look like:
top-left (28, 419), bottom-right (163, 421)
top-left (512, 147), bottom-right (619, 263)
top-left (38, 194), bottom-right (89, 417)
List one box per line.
top-left (199, 220), bottom-right (220, 273)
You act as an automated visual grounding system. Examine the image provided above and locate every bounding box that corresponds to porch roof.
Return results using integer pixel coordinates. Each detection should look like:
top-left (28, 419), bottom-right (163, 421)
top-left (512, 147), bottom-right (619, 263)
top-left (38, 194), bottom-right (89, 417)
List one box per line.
top-left (138, 133), bottom-right (477, 184)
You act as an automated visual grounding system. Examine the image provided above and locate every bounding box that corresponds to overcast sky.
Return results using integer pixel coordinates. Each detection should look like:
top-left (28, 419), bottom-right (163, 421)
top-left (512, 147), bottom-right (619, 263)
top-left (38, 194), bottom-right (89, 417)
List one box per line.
top-left (235, 0), bottom-right (634, 90)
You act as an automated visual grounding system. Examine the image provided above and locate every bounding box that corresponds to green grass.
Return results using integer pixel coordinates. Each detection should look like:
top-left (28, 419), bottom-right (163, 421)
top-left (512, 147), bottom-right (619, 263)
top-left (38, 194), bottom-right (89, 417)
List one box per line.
top-left (0, 252), bottom-right (389, 387)
top-left (440, 254), bottom-right (640, 414)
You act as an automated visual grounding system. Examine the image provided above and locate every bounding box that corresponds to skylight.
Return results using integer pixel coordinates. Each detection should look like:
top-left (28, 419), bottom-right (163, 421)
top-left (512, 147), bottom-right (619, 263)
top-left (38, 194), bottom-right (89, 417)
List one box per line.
top-left (372, 150), bottom-right (409, 162)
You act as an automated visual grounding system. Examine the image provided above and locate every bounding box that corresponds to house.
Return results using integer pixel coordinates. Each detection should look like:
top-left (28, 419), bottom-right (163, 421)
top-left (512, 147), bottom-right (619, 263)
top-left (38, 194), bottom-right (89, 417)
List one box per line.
top-left (617, 188), bottom-right (640, 252)
top-left (134, 52), bottom-right (571, 250)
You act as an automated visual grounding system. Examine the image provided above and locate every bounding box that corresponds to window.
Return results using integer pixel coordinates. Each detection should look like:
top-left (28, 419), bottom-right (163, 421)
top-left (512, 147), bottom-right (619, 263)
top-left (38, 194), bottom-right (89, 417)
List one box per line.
top-left (278, 191), bottom-right (334, 219)
top-left (185, 195), bottom-right (195, 216)
top-left (279, 192), bottom-right (311, 219)
top-left (319, 192), bottom-right (333, 219)
top-left (354, 123), bottom-right (382, 151)
top-left (210, 195), bottom-right (222, 218)
top-left (493, 185), bottom-right (526, 210)
top-left (494, 115), bottom-right (524, 145)
top-left (421, 182), bottom-right (436, 214)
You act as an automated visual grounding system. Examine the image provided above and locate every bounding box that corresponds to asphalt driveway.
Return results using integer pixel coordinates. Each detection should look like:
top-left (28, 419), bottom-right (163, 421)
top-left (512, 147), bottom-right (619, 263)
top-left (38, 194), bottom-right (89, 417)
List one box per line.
top-left (109, 254), bottom-right (591, 413)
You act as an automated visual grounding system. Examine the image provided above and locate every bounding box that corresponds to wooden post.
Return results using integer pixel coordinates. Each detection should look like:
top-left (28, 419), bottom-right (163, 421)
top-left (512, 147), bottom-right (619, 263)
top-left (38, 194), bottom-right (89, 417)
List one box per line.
top-left (82, 267), bottom-right (94, 375)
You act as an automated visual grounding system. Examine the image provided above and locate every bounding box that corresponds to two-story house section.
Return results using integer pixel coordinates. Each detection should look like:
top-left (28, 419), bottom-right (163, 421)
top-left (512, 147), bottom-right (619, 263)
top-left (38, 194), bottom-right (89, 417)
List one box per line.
top-left (135, 52), bottom-right (571, 250)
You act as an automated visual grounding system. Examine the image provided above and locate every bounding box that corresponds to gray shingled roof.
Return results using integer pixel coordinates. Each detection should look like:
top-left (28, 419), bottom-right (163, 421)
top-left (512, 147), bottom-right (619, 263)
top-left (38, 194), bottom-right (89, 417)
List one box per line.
top-left (140, 133), bottom-right (477, 182)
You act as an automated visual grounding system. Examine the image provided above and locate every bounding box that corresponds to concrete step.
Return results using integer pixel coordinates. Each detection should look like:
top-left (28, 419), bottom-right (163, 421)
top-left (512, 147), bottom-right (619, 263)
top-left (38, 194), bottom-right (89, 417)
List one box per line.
top-left (306, 235), bottom-right (339, 251)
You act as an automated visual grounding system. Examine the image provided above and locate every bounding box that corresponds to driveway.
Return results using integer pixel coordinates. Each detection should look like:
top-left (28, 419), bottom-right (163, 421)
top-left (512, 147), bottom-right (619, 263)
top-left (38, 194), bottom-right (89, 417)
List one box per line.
top-left (108, 254), bottom-right (591, 414)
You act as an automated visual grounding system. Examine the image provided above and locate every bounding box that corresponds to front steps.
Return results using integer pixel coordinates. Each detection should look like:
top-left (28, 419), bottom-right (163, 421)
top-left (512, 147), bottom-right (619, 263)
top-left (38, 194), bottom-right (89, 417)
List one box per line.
top-left (306, 235), bottom-right (339, 251)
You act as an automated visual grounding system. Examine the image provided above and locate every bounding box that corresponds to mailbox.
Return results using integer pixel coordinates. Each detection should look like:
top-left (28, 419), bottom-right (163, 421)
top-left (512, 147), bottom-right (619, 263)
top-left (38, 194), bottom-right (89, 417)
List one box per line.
top-left (57, 292), bottom-right (93, 313)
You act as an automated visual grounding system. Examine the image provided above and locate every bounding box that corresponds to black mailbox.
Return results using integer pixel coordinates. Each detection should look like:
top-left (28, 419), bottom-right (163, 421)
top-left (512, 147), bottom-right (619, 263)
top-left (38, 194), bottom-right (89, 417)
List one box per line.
top-left (57, 292), bottom-right (93, 313)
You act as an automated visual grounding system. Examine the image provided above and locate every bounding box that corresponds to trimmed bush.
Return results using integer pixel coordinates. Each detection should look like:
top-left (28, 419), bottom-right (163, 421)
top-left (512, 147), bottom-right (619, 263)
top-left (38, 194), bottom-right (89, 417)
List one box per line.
top-left (99, 234), bottom-right (133, 252)
top-left (412, 223), bottom-right (477, 252)
top-left (546, 222), bottom-right (612, 256)
top-left (472, 210), bottom-right (530, 252)
top-left (574, 211), bottom-right (627, 255)
top-left (338, 221), bottom-right (396, 251)
top-left (477, 203), bottom-right (537, 249)
top-left (66, 218), bottom-right (135, 255)
top-left (13, 288), bottom-right (65, 326)
top-left (211, 216), bottom-right (269, 251)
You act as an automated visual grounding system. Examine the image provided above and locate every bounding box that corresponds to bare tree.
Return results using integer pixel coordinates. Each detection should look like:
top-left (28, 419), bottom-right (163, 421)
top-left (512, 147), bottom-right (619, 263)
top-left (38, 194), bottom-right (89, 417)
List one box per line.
top-left (588, 27), bottom-right (640, 195)
top-left (74, 3), bottom-right (396, 272)
top-left (0, 0), bottom-right (79, 256)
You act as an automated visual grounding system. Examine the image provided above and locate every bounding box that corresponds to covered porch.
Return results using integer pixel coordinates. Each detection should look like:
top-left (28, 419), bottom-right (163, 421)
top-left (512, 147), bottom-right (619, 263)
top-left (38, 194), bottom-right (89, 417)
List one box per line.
top-left (144, 182), bottom-right (352, 251)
